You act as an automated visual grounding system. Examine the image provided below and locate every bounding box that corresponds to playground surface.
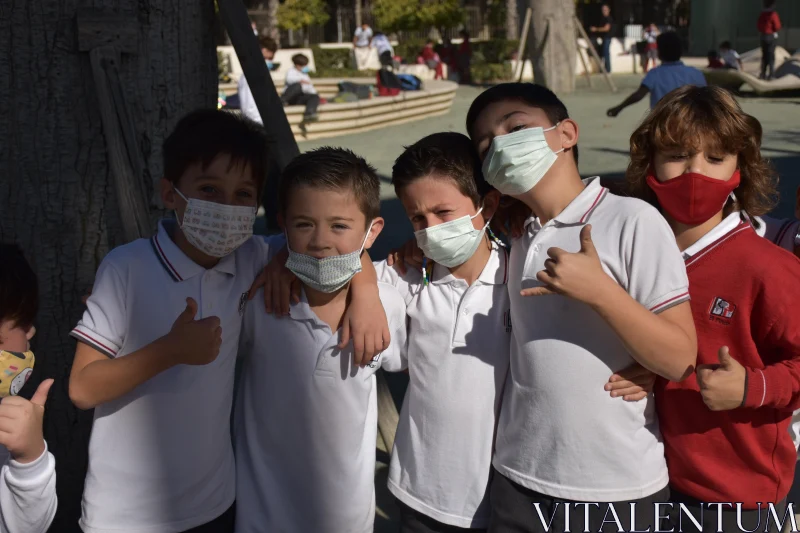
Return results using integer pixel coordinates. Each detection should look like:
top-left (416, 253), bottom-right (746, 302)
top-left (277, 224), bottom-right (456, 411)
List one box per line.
top-left (294, 74), bottom-right (800, 531)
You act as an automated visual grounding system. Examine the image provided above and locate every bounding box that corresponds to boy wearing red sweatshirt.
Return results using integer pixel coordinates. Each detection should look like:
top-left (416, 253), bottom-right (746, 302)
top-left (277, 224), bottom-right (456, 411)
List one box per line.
top-left (626, 85), bottom-right (800, 532)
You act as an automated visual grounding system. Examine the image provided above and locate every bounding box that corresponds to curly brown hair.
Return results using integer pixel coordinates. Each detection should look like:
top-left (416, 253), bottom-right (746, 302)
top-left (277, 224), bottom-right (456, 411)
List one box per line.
top-left (626, 85), bottom-right (777, 219)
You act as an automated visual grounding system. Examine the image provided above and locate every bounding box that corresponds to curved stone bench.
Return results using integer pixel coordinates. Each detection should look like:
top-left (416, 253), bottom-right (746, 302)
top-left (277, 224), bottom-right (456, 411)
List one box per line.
top-left (220, 78), bottom-right (372, 100)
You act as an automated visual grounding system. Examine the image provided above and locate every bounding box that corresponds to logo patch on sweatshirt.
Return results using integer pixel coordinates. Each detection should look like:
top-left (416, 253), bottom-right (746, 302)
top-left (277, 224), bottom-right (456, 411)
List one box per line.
top-left (709, 297), bottom-right (736, 324)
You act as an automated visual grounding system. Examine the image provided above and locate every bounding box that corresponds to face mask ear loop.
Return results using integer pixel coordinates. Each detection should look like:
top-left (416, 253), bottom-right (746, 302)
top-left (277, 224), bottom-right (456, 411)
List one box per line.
top-left (358, 220), bottom-right (375, 256)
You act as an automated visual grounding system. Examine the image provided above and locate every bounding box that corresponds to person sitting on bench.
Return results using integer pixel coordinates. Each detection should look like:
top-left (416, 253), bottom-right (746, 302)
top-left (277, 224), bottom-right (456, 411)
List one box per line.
top-left (282, 54), bottom-right (320, 122)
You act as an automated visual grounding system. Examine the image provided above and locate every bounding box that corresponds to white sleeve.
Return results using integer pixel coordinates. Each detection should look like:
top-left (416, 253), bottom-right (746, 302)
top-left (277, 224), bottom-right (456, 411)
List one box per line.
top-left (622, 207), bottom-right (690, 313)
top-left (237, 76), bottom-right (262, 125)
top-left (0, 446), bottom-right (57, 533)
top-left (285, 69), bottom-right (302, 86)
top-left (71, 256), bottom-right (127, 357)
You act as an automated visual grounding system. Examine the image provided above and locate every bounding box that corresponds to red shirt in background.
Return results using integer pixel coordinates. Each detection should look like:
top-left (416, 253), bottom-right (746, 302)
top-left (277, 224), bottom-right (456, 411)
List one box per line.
top-left (757, 10), bottom-right (782, 35)
top-left (656, 218), bottom-right (800, 508)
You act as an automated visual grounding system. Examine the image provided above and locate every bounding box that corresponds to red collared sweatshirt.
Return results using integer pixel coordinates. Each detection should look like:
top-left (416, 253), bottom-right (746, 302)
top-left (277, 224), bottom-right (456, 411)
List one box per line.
top-left (656, 221), bottom-right (800, 508)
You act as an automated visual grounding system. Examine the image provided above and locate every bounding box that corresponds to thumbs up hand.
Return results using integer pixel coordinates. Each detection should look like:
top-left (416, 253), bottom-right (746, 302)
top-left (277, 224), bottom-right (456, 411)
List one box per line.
top-left (0, 379), bottom-right (54, 463)
top-left (521, 225), bottom-right (612, 304)
top-left (166, 298), bottom-right (223, 366)
top-left (695, 346), bottom-right (746, 411)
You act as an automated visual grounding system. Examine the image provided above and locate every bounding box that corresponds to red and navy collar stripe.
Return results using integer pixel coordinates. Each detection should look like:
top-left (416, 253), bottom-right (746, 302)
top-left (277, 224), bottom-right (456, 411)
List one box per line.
top-left (150, 235), bottom-right (183, 282)
top-left (685, 221), bottom-right (751, 268)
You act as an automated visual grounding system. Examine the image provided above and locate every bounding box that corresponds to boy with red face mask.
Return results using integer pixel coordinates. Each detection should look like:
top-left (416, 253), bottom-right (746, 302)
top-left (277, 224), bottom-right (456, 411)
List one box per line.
top-left (626, 85), bottom-right (800, 532)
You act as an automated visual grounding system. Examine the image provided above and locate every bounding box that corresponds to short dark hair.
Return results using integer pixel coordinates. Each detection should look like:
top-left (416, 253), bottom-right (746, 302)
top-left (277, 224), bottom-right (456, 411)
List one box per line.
top-left (657, 31), bottom-right (682, 62)
top-left (708, 50), bottom-right (720, 59)
top-left (259, 36), bottom-right (278, 53)
top-left (279, 147), bottom-right (381, 226)
top-left (719, 40), bottom-right (732, 49)
top-left (292, 54), bottom-right (309, 67)
top-left (163, 109), bottom-right (269, 195)
top-left (0, 244), bottom-right (38, 330)
top-left (465, 83), bottom-right (579, 164)
top-left (392, 132), bottom-right (491, 206)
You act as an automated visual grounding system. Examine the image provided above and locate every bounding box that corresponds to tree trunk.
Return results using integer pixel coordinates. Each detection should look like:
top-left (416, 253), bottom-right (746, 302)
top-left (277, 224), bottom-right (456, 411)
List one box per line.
top-left (355, 0), bottom-right (362, 29)
top-left (529, 0), bottom-right (576, 93)
top-left (266, 0), bottom-right (281, 42)
top-left (0, 2), bottom-right (217, 531)
top-left (506, 0), bottom-right (519, 40)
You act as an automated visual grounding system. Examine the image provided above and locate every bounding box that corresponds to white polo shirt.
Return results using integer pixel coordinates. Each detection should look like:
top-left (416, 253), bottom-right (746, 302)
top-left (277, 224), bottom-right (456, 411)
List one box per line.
top-left (71, 219), bottom-right (276, 533)
top-left (375, 242), bottom-right (511, 528)
top-left (494, 177), bottom-right (690, 502)
top-left (233, 282), bottom-right (408, 533)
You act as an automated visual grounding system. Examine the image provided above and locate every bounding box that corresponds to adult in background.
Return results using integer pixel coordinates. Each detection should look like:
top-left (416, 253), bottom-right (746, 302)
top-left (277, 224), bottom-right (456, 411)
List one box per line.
top-left (353, 22), bottom-right (374, 70)
top-left (757, 0), bottom-right (782, 80)
top-left (372, 31), bottom-right (395, 69)
top-left (590, 4), bottom-right (614, 73)
top-left (607, 31), bottom-right (705, 117)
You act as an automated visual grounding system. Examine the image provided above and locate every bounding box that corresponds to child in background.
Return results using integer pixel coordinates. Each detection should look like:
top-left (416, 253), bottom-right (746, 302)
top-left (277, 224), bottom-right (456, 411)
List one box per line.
top-left (719, 41), bottom-right (743, 70)
top-left (0, 244), bottom-right (56, 533)
top-left (282, 53), bottom-right (320, 122)
top-left (626, 85), bottom-right (800, 532)
top-left (233, 148), bottom-right (407, 533)
top-left (642, 23), bottom-right (659, 72)
top-left (707, 50), bottom-right (724, 69)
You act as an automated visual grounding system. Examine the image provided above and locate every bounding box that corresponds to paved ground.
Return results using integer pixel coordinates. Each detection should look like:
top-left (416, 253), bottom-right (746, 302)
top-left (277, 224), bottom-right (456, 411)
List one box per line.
top-left (292, 74), bottom-right (800, 531)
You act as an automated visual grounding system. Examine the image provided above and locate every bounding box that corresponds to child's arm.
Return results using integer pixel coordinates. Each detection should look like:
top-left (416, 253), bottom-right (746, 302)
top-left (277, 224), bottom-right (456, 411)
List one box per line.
top-left (606, 363), bottom-right (656, 401)
top-left (0, 379), bottom-right (57, 533)
top-left (340, 254), bottom-right (390, 367)
top-left (607, 85), bottom-right (650, 117)
top-left (69, 298), bottom-right (222, 409)
top-left (523, 225), bottom-right (696, 382)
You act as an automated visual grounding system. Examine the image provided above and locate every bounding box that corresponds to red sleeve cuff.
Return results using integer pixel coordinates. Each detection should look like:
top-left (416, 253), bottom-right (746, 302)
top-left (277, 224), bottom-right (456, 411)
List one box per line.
top-left (744, 368), bottom-right (767, 408)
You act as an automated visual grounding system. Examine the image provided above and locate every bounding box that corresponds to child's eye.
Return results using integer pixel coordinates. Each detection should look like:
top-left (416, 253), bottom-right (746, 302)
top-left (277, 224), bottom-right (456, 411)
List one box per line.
top-left (668, 154), bottom-right (688, 161)
top-left (332, 224), bottom-right (350, 230)
top-left (707, 156), bottom-right (725, 163)
top-left (510, 124), bottom-right (526, 133)
top-left (200, 186), bottom-right (218, 195)
top-left (294, 222), bottom-right (312, 228)
top-left (436, 210), bottom-right (451, 216)
top-left (237, 190), bottom-right (254, 198)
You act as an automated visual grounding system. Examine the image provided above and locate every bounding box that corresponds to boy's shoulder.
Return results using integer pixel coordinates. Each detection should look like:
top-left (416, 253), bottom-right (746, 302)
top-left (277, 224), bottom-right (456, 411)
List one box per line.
top-left (376, 281), bottom-right (408, 331)
top-left (101, 236), bottom-right (158, 272)
top-left (594, 188), bottom-right (663, 225)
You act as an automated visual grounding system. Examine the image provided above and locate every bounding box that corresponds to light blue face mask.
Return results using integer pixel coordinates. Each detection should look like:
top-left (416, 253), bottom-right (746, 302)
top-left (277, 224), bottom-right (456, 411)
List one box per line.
top-left (266, 60), bottom-right (274, 70)
top-left (285, 222), bottom-right (373, 293)
top-left (414, 207), bottom-right (490, 268)
top-left (301, 66), bottom-right (310, 74)
top-left (481, 124), bottom-right (564, 196)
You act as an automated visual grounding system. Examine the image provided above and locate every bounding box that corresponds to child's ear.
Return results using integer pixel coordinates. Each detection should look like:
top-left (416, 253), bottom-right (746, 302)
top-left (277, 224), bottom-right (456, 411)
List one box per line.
top-left (25, 326), bottom-right (36, 342)
top-left (161, 178), bottom-right (178, 210)
top-left (559, 119), bottom-right (579, 151)
top-left (364, 218), bottom-right (385, 250)
top-left (482, 191), bottom-right (502, 221)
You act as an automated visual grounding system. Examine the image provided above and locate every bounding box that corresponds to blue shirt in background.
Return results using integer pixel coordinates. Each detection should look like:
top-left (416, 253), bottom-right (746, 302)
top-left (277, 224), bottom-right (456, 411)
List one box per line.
top-left (641, 61), bottom-right (707, 108)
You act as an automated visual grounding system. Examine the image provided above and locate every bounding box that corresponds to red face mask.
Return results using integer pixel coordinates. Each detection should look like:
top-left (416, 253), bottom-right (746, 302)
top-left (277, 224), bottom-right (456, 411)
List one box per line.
top-left (646, 170), bottom-right (741, 225)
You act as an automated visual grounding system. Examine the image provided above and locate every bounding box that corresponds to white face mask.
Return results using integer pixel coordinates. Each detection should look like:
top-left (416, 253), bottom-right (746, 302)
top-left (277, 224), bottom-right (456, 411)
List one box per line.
top-left (414, 207), bottom-right (490, 268)
top-left (175, 189), bottom-right (256, 258)
top-left (481, 124), bottom-right (564, 196)
top-left (285, 222), bottom-right (374, 294)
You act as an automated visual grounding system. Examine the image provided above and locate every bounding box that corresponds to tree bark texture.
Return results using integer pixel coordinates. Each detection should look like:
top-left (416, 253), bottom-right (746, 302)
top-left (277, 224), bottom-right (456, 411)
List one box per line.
top-left (266, 0), bottom-right (281, 42)
top-left (0, 1), bottom-right (217, 531)
top-left (505, 0), bottom-right (519, 40)
top-left (529, 0), bottom-right (576, 94)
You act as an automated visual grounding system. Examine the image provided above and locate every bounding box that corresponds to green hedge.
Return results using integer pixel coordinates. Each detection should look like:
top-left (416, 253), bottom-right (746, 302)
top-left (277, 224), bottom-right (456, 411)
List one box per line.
top-left (470, 62), bottom-right (513, 84)
top-left (311, 68), bottom-right (377, 79)
top-left (311, 46), bottom-right (352, 69)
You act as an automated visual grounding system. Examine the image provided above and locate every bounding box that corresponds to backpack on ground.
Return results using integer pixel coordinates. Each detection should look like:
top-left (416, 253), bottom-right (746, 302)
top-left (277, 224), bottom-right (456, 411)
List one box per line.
top-left (338, 81), bottom-right (374, 100)
top-left (396, 73), bottom-right (423, 91)
top-left (376, 68), bottom-right (402, 96)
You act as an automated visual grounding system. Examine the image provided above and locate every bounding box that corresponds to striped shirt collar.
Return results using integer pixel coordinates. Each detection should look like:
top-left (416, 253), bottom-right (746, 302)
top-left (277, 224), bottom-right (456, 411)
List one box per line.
top-left (682, 212), bottom-right (751, 265)
top-left (524, 177), bottom-right (609, 232)
top-left (150, 219), bottom-right (237, 282)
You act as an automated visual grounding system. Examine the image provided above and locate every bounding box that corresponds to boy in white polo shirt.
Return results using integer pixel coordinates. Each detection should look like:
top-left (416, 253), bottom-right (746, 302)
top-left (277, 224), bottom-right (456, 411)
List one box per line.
top-left (467, 83), bottom-right (697, 532)
top-left (376, 132), bottom-right (510, 532)
top-left (69, 110), bottom-right (276, 533)
top-left (233, 147), bottom-right (408, 533)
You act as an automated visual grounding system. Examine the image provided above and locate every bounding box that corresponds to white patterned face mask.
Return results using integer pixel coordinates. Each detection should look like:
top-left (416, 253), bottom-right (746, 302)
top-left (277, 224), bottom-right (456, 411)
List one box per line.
top-left (285, 221), bottom-right (374, 293)
top-left (175, 189), bottom-right (256, 258)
